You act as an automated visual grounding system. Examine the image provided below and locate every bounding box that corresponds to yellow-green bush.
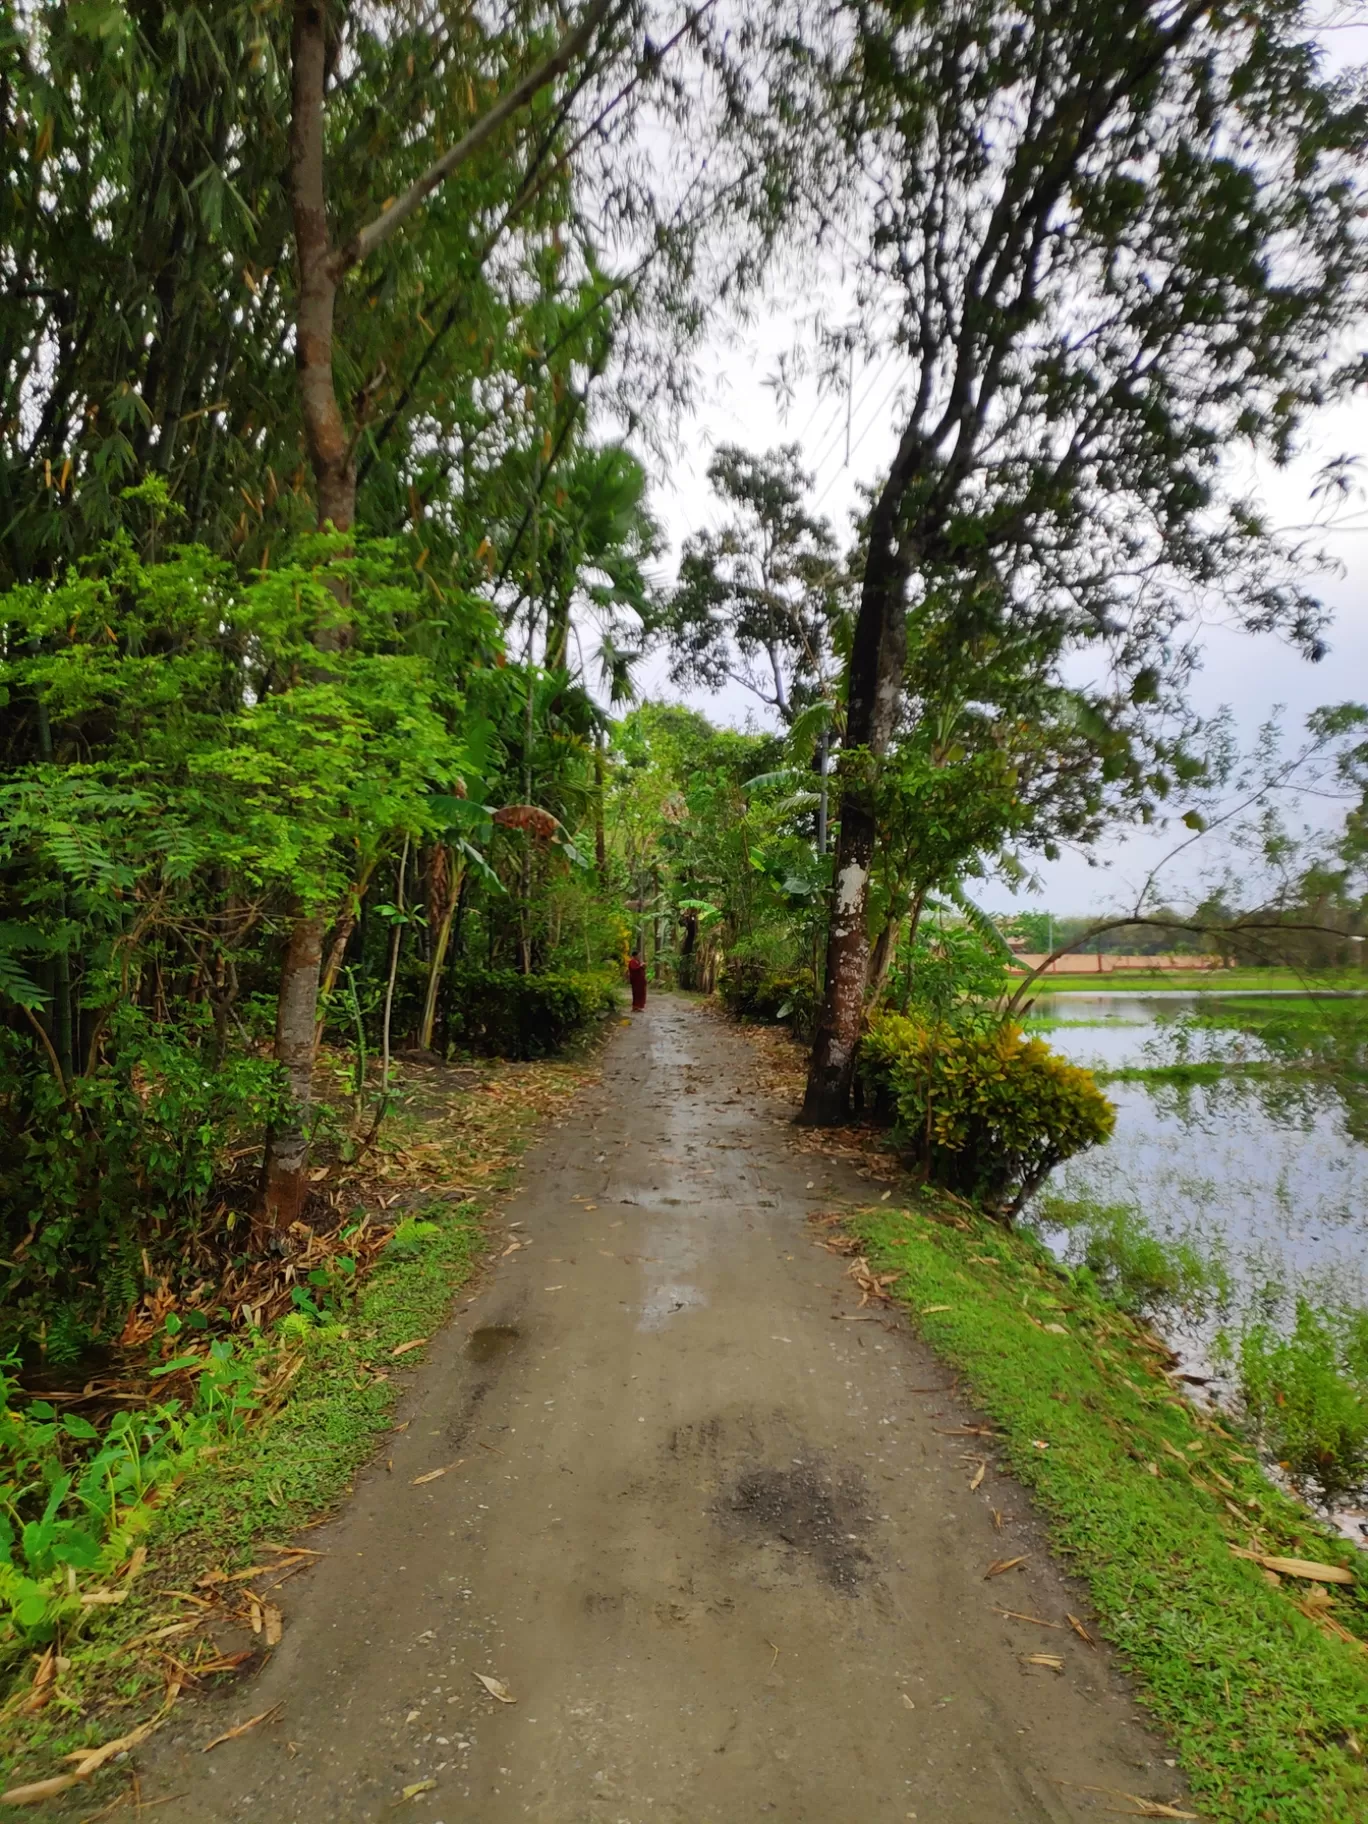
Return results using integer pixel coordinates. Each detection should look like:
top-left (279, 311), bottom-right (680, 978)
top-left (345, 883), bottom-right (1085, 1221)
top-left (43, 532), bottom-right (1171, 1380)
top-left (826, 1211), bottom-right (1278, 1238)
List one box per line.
top-left (862, 1013), bottom-right (1115, 1217)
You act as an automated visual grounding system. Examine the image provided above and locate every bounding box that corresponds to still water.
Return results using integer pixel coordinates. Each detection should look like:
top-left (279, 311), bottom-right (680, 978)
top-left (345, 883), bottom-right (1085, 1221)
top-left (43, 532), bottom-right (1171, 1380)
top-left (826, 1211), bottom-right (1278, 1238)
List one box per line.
top-left (1030, 992), bottom-right (1368, 1306)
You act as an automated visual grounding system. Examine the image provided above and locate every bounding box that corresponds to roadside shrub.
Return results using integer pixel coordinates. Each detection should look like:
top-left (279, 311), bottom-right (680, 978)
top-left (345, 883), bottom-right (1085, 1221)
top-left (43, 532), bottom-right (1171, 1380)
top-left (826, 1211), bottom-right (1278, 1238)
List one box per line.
top-left (1237, 1300), bottom-right (1368, 1502)
top-left (861, 1013), bottom-right (1115, 1217)
top-left (717, 958), bottom-right (818, 1038)
top-left (0, 1009), bottom-right (284, 1350)
top-left (445, 966), bottom-right (617, 1059)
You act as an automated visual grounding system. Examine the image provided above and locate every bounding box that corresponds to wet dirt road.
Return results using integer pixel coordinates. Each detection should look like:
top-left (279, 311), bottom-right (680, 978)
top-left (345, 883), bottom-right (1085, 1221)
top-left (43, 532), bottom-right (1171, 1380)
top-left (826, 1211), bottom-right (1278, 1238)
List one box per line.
top-left (144, 997), bottom-right (1187, 1822)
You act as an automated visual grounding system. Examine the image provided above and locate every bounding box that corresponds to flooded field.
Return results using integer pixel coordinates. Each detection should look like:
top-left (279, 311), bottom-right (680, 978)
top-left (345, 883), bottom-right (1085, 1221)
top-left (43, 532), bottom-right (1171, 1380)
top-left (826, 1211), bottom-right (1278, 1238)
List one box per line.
top-left (1026, 989), bottom-right (1368, 1532)
top-left (1033, 991), bottom-right (1368, 1303)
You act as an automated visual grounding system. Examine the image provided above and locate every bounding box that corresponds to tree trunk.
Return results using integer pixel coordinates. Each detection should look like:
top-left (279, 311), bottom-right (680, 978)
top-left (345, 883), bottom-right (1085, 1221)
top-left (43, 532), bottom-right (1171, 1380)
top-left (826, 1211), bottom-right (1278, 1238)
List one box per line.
top-left (594, 728), bottom-right (608, 882)
top-left (289, 0), bottom-right (355, 536)
top-left (259, 0), bottom-right (355, 1234)
top-left (802, 480), bottom-right (912, 1123)
top-left (314, 858), bottom-right (378, 1052)
top-left (259, 911), bottom-right (325, 1236)
top-left (418, 850), bottom-right (462, 1051)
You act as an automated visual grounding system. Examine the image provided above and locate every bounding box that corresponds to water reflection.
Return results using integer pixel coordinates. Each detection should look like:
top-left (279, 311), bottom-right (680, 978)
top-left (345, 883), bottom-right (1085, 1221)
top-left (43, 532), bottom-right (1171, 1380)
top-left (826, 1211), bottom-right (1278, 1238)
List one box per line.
top-left (1031, 992), bottom-right (1368, 1304)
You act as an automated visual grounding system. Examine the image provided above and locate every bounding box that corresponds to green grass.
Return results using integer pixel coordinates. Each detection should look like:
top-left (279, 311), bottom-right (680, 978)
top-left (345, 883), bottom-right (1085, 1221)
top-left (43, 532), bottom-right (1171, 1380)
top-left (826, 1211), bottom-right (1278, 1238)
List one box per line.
top-left (1021, 968), bottom-right (1367, 995)
top-left (850, 1195), bottom-right (1368, 1824)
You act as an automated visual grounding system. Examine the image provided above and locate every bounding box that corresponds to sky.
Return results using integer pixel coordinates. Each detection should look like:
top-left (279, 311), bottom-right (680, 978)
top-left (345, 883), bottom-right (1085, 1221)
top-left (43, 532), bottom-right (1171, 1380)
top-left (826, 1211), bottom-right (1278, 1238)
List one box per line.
top-left (627, 22), bottom-right (1368, 920)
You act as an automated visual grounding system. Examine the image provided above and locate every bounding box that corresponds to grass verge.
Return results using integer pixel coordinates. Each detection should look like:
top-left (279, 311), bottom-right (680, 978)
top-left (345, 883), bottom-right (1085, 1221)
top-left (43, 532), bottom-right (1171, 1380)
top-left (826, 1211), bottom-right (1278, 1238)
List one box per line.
top-left (0, 1047), bottom-right (599, 1813)
top-left (849, 1194), bottom-right (1368, 1824)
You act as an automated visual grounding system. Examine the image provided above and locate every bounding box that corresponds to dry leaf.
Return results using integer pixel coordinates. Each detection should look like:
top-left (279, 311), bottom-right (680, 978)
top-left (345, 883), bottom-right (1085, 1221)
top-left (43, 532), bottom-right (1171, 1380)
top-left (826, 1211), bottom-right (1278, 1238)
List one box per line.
top-left (921, 1304), bottom-right (951, 1314)
top-left (2, 1717), bottom-right (164, 1805)
top-left (263, 1603), bottom-right (283, 1647)
top-left (390, 1339), bottom-right (427, 1358)
top-left (1056, 1782), bottom-right (1197, 1819)
top-left (412, 1460), bottom-right (462, 1486)
top-left (901, 1692), bottom-right (916, 1710)
top-left (969, 1463), bottom-right (986, 1491)
top-left (1067, 1613), bottom-right (1097, 1647)
top-left (984, 1555), bottom-right (1028, 1579)
top-left (1022, 1652), bottom-right (1064, 1673)
top-left (401, 1780), bottom-right (437, 1800)
top-left (1229, 1546), bottom-right (1353, 1584)
top-left (473, 1672), bottom-right (515, 1704)
top-left (993, 1606), bottom-right (1062, 1629)
top-left (247, 1593), bottom-right (263, 1636)
top-left (201, 1705), bottom-right (281, 1752)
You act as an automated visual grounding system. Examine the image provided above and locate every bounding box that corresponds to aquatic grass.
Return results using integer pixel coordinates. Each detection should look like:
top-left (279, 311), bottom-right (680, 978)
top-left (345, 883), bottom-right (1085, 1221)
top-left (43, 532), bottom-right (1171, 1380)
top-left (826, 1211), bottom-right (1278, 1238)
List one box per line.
top-left (851, 1194), bottom-right (1368, 1824)
top-left (1233, 1302), bottom-right (1368, 1505)
top-left (1036, 1192), bottom-right (1230, 1319)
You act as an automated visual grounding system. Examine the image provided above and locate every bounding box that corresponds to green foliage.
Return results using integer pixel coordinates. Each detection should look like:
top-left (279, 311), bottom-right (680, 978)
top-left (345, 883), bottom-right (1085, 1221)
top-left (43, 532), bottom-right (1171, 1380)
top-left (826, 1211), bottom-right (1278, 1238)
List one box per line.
top-left (0, 1338), bottom-right (262, 1661)
top-left (887, 918), bottom-right (1012, 1029)
top-left (862, 1014), bottom-right (1115, 1216)
top-left (1039, 1195), bottom-right (1227, 1320)
top-left (0, 1010), bottom-right (283, 1341)
top-left (717, 957), bottom-right (818, 1038)
top-left (1237, 1303), bottom-right (1368, 1504)
top-left (446, 966), bottom-right (617, 1059)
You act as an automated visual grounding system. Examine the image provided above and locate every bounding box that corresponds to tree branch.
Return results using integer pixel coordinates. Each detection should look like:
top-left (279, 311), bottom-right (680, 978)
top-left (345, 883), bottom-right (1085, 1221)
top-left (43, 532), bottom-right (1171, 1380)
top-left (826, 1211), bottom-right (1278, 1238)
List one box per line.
top-left (333, 0), bottom-right (616, 278)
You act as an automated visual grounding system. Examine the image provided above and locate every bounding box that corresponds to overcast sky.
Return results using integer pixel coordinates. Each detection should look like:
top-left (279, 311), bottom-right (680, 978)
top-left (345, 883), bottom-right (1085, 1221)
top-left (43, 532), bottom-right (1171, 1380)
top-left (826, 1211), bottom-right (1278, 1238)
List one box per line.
top-left (631, 20), bottom-right (1368, 919)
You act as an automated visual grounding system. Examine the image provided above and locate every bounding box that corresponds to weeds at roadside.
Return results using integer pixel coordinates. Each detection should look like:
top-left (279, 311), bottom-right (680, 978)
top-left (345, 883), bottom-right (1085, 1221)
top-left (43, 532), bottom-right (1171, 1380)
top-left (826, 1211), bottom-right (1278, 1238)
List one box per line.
top-left (0, 1048), bottom-right (597, 1809)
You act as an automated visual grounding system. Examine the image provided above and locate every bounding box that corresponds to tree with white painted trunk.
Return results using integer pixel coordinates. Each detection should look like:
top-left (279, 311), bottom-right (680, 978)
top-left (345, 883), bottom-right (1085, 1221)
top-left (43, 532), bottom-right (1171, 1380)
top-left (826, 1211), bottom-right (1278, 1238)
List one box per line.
top-left (785, 0), bottom-right (1368, 1122)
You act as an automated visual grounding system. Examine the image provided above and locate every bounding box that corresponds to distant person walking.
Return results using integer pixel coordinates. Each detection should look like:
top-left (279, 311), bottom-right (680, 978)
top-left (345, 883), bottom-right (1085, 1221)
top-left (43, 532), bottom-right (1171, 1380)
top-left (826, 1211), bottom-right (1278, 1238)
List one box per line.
top-left (628, 952), bottom-right (647, 1011)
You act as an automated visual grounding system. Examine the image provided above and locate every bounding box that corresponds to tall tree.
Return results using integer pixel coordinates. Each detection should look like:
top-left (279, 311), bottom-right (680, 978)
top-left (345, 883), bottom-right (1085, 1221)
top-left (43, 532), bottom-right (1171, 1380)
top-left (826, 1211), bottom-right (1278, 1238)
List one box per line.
top-left (770, 0), bottom-right (1368, 1121)
top-left (664, 444), bottom-right (844, 721)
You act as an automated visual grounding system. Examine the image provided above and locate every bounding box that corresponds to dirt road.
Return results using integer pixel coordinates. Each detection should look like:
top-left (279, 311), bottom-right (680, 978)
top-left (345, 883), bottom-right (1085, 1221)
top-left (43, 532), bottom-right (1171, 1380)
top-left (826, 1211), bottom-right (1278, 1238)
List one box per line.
top-left (145, 997), bottom-right (1187, 1822)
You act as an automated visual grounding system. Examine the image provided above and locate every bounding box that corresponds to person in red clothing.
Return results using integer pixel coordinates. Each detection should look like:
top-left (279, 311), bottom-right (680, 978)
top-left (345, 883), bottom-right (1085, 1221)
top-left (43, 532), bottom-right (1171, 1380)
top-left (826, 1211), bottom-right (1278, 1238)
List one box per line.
top-left (627, 951), bottom-right (647, 1010)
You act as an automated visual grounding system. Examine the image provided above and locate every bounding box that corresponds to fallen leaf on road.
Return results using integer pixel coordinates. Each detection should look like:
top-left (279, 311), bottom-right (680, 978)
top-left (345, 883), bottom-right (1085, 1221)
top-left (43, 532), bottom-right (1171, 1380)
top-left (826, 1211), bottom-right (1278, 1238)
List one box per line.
top-left (1067, 1613), bottom-right (1097, 1647)
top-left (992, 1607), bottom-right (1062, 1629)
top-left (901, 1692), bottom-right (915, 1709)
top-left (969, 1463), bottom-right (986, 1491)
top-left (1022, 1652), bottom-right (1064, 1673)
top-left (202, 1705), bottom-right (281, 1752)
top-left (402, 1779), bottom-right (437, 1799)
top-left (412, 1460), bottom-right (463, 1486)
top-left (543, 1285), bottom-right (564, 1292)
top-left (473, 1672), bottom-right (515, 1704)
top-left (390, 1339), bottom-right (427, 1358)
top-left (263, 1603), bottom-right (283, 1647)
top-left (984, 1556), bottom-right (1028, 1579)
top-left (1055, 1782), bottom-right (1197, 1818)
top-left (1229, 1546), bottom-right (1352, 1584)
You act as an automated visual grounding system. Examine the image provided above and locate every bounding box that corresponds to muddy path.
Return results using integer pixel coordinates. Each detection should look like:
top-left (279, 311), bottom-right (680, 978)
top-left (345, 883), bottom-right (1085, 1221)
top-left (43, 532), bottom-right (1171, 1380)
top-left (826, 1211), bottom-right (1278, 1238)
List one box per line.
top-left (143, 996), bottom-right (1188, 1822)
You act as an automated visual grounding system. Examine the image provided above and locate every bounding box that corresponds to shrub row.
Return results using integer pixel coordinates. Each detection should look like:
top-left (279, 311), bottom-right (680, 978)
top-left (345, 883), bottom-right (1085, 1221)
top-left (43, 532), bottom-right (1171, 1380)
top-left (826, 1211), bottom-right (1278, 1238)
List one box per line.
top-left (445, 966), bottom-right (619, 1059)
top-left (716, 958), bottom-right (818, 1039)
top-left (861, 1012), bottom-right (1115, 1216)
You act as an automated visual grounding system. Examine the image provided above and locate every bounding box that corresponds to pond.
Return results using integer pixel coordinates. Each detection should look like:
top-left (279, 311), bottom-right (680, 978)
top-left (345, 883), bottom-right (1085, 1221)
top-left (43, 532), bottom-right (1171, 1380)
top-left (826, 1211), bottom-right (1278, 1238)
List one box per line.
top-left (1030, 991), bottom-right (1368, 1305)
top-left (1026, 989), bottom-right (1368, 1532)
